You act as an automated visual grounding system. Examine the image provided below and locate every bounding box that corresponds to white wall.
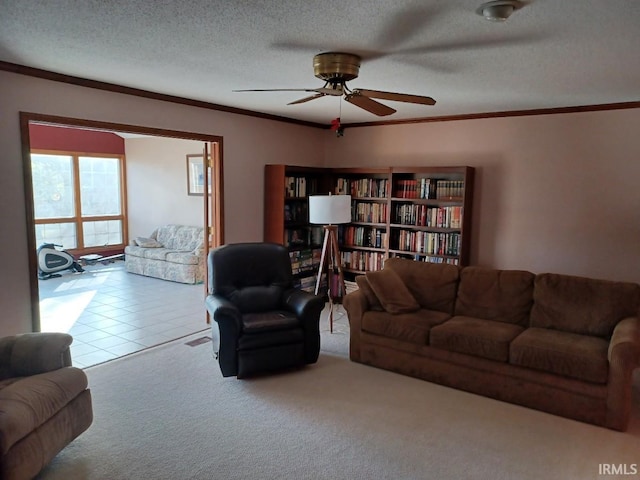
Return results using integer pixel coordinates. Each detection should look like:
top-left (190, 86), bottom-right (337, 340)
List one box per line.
top-left (325, 109), bottom-right (640, 284)
top-left (125, 137), bottom-right (205, 237)
top-left (0, 70), bottom-right (325, 335)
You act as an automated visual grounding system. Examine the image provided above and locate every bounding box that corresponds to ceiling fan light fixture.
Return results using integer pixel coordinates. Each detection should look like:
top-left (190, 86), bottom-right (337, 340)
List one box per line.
top-left (476, 1), bottom-right (522, 22)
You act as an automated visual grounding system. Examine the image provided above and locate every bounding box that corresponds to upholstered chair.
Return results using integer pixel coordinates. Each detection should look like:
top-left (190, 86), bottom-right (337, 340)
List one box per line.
top-left (205, 242), bottom-right (325, 378)
top-left (0, 332), bottom-right (93, 479)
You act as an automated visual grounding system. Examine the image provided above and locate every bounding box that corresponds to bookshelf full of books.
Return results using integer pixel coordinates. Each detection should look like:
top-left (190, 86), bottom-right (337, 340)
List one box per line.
top-left (388, 167), bottom-right (474, 266)
top-left (265, 165), bottom-right (474, 289)
top-left (264, 165), bottom-right (330, 293)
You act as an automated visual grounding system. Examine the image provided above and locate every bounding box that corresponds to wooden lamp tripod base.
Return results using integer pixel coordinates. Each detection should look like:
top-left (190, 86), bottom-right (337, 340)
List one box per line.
top-left (314, 225), bottom-right (345, 333)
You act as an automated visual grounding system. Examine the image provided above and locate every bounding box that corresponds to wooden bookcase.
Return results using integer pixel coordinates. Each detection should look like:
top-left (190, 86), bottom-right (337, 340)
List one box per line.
top-left (265, 164), bottom-right (474, 286)
top-left (264, 165), bottom-right (330, 292)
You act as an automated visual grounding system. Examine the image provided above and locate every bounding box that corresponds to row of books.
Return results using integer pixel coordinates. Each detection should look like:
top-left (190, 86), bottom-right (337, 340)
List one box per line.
top-left (393, 178), bottom-right (465, 200)
top-left (289, 248), bottom-right (321, 276)
top-left (284, 176), bottom-right (318, 198)
top-left (294, 274), bottom-right (322, 293)
top-left (284, 201), bottom-right (308, 223)
top-left (435, 180), bottom-right (465, 200)
top-left (393, 230), bottom-right (461, 256)
top-left (340, 226), bottom-right (388, 249)
top-left (335, 177), bottom-right (389, 198)
top-left (284, 226), bottom-right (323, 247)
top-left (392, 205), bottom-right (463, 228)
top-left (351, 201), bottom-right (388, 224)
top-left (391, 253), bottom-right (460, 265)
top-left (341, 250), bottom-right (386, 272)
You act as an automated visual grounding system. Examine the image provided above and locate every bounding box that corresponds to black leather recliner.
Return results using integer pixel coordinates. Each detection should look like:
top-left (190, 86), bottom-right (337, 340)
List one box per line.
top-left (205, 242), bottom-right (325, 378)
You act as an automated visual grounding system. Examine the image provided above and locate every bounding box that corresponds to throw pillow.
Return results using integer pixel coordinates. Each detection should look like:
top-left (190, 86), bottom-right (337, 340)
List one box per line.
top-left (135, 237), bottom-right (163, 248)
top-left (355, 275), bottom-right (384, 311)
top-left (366, 268), bottom-right (420, 314)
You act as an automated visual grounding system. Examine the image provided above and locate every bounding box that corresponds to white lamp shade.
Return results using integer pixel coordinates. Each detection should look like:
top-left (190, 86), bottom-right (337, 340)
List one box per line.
top-left (308, 194), bottom-right (352, 225)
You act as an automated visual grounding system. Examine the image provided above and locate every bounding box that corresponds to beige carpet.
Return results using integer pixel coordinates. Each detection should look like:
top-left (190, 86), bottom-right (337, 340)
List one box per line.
top-left (37, 307), bottom-right (640, 480)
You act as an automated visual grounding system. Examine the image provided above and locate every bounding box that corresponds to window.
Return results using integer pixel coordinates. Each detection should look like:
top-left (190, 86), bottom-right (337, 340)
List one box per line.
top-left (31, 152), bottom-right (127, 253)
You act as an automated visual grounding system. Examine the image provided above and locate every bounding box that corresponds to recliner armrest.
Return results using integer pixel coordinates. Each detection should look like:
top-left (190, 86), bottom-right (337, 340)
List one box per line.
top-left (205, 295), bottom-right (242, 331)
top-left (283, 289), bottom-right (325, 324)
top-left (0, 332), bottom-right (73, 378)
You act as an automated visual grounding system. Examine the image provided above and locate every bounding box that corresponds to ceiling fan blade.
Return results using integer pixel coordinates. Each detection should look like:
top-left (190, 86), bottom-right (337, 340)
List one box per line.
top-left (234, 86), bottom-right (342, 96)
top-left (355, 89), bottom-right (436, 106)
top-left (233, 88), bottom-right (321, 93)
top-left (345, 93), bottom-right (396, 117)
top-left (288, 93), bottom-right (325, 105)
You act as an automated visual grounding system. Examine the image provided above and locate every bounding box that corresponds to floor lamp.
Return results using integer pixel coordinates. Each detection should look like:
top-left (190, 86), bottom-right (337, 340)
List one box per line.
top-left (309, 193), bottom-right (352, 333)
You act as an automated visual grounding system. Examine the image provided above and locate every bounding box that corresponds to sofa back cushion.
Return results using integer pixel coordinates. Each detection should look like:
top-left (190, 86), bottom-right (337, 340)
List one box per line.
top-left (455, 267), bottom-right (535, 326)
top-left (530, 273), bottom-right (640, 338)
top-left (156, 225), bottom-right (203, 251)
top-left (385, 258), bottom-right (460, 314)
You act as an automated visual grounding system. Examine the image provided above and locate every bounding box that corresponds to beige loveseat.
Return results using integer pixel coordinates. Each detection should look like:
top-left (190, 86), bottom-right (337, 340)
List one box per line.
top-left (125, 224), bottom-right (205, 284)
top-left (344, 258), bottom-right (640, 431)
top-left (0, 332), bottom-right (93, 479)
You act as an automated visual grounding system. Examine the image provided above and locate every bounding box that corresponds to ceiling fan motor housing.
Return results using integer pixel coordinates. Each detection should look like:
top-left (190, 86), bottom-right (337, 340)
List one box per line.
top-left (313, 52), bottom-right (361, 84)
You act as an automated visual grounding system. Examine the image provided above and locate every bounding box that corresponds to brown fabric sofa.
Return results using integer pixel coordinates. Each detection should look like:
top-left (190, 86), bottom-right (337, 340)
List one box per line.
top-left (0, 333), bottom-right (93, 479)
top-left (344, 258), bottom-right (640, 431)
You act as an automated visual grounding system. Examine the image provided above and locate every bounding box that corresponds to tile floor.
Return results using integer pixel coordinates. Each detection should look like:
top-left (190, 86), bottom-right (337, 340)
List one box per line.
top-left (38, 261), bottom-right (209, 368)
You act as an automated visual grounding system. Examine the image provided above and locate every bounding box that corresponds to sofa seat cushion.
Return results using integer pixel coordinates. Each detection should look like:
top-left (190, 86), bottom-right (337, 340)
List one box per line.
top-left (510, 327), bottom-right (609, 384)
top-left (242, 311), bottom-right (299, 333)
top-left (455, 267), bottom-right (534, 326)
top-left (362, 309), bottom-right (450, 345)
top-left (165, 251), bottom-right (198, 265)
top-left (531, 273), bottom-right (640, 339)
top-left (123, 245), bottom-right (147, 257)
top-left (430, 316), bottom-right (525, 362)
top-left (141, 248), bottom-right (172, 260)
top-left (0, 367), bottom-right (88, 455)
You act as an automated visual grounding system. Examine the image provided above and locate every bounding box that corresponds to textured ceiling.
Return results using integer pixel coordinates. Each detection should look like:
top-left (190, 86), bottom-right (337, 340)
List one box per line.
top-left (1, 0), bottom-right (638, 126)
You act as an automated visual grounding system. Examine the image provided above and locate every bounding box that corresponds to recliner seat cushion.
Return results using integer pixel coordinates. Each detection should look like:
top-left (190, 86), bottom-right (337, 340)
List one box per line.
top-left (455, 267), bottom-right (534, 326)
top-left (242, 311), bottom-right (299, 333)
top-left (510, 327), bottom-right (609, 384)
top-left (530, 273), bottom-right (640, 338)
top-left (430, 316), bottom-right (525, 362)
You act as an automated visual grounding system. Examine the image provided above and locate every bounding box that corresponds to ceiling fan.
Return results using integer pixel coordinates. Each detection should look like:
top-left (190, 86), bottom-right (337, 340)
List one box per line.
top-left (234, 52), bottom-right (436, 117)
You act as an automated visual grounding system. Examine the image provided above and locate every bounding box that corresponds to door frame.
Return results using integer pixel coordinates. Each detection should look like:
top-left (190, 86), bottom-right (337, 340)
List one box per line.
top-left (20, 111), bottom-right (224, 332)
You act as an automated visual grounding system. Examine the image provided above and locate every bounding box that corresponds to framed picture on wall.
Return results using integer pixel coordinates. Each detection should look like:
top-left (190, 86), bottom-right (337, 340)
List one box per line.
top-left (186, 154), bottom-right (211, 196)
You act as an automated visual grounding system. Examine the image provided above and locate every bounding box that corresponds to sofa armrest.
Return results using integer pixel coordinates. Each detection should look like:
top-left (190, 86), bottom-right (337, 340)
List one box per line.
top-left (0, 332), bottom-right (73, 378)
top-left (343, 289), bottom-right (368, 362)
top-left (605, 316), bottom-right (640, 430)
top-left (608, 317), bottom-right (640, 366)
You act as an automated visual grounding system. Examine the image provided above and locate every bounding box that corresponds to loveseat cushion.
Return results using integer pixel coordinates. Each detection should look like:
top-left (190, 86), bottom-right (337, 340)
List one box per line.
top-left (362, 309), bottom-right (451, 345)
top-left (165, 251), bottom-right (199, 265)
top-left (0, 367), bottom-right (88, 455)
top-left (365, 268), bottom-right (420, 314)
top-left (510, 327), bottom-right (609, 384)
top-left (530, 273), bottom-right (640, 338)
top-left (430, 316), bottom-right (525, 362)
top-left (455, 267), bottom-right (534, 326)
top-left (385, 258), bottom-right (460, 314)
top-left (156, 224), bottom-right (203, 251)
